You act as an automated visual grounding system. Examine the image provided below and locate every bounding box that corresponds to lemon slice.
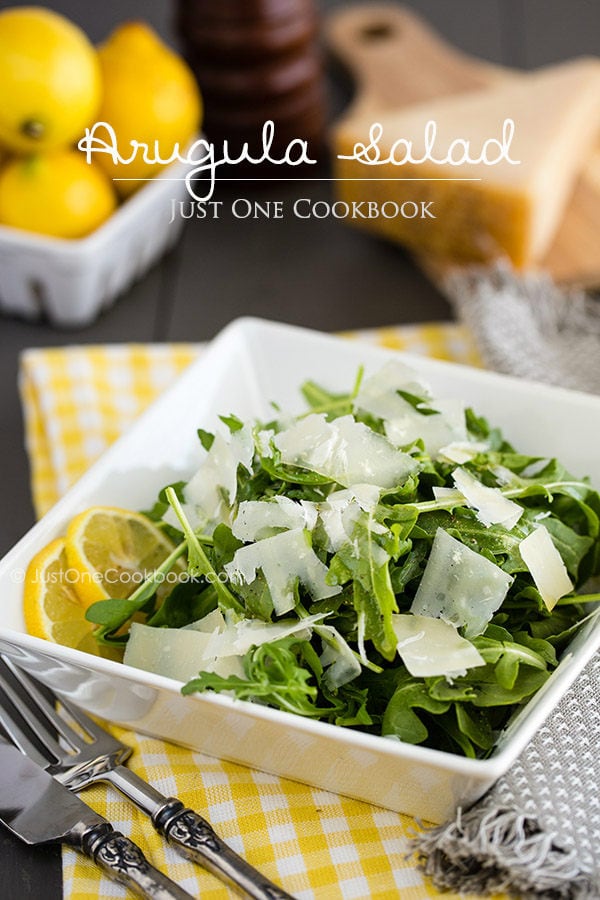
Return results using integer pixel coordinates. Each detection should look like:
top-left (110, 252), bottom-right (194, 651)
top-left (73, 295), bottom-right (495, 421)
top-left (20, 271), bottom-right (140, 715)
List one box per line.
top-left (65, 506), bottom-right (180, 608)
top-left (23, 537), bottom-right (99, 653)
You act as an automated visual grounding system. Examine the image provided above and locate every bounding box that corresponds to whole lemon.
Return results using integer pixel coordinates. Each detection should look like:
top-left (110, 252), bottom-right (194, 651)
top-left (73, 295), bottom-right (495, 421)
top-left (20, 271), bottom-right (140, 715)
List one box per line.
top-left (0, 7), bottom-right (101, 154)
top-left (0, 150), bottom-right (117, 239)
top-left (95, 22), bottom-right (202, 196)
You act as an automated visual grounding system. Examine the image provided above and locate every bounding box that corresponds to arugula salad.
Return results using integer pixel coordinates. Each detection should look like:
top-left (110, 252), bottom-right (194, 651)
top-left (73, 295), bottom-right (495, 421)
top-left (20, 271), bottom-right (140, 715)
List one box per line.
top-left (86, 360), bottom-right (600, 758)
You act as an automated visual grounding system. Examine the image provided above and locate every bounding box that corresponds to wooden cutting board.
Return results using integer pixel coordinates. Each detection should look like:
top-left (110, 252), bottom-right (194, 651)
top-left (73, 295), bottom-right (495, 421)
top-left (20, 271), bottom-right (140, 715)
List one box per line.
top-left (326, 4), bottom-right (600, 287)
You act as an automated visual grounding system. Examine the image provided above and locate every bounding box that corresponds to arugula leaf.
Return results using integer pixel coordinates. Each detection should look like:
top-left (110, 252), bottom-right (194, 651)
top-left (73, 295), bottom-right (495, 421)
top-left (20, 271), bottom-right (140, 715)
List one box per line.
top-left (300, 366), bottom-right (363, 420)
top-left (331, 514), bottom-right (398, 660)
top-left (465, 408), bottom-right (509, 450)
top-left (414, 508), bottom-right (525, 573)
top-left (197, 428), bottom-right (215, 451)
top-left (219, 414), bottom-right (245, 433)
top-left (396, 389), bottom-right (440, 416)
top-left (460, 662), bottom-right (550, 707)
top-left (183, 637), bottom-right (335, 719)
top-left (541, 515), bottom-right (594, 579)
top-left (146, 579), bottom-right (217, 629)
top-left (382, 674), bottom-right (450, 744)
top-left (456, 704), bottom-right (494, 751)
top-left (142, 480), bottom-right (187, 523)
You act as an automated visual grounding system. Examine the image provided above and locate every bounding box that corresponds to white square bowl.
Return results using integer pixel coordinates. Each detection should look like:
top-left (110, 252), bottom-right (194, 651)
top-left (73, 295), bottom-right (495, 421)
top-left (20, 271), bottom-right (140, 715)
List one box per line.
top-left (0, 317), bottom-right (599, 823)
top-left (0, 156), bottom-right (191, 329)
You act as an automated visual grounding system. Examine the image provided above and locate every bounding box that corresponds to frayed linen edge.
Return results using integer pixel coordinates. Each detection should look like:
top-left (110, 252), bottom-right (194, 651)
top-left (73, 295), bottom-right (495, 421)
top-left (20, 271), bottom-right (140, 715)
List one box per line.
top-left (410, 805), bottom-right (598, 899)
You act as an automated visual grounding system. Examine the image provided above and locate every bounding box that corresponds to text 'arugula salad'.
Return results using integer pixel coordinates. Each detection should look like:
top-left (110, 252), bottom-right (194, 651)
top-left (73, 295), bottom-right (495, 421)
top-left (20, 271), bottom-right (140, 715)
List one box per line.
top-left (86, 361), bottom-right (600, 758)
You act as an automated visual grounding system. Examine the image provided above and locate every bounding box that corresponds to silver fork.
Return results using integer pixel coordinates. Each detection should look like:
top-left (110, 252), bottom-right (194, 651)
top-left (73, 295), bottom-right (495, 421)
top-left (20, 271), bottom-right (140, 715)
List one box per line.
top-left (0, 655), bottom-right (294, 900)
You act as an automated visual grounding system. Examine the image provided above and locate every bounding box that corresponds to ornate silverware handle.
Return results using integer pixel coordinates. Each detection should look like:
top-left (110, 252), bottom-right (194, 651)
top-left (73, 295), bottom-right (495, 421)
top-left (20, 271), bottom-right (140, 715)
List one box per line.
top-left (154, 800), bottom-right (295, 900)
top-left (81, 822), bottom-right (195, 900)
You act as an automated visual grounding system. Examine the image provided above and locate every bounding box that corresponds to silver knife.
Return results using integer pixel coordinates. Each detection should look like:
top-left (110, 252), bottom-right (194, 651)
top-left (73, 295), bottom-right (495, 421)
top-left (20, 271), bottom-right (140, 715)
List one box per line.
top-left (0, 737), bottom-right (194, 900)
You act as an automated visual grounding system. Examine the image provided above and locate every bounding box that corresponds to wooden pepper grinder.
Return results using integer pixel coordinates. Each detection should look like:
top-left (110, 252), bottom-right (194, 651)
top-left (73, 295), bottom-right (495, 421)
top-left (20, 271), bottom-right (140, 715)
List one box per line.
top-left (174, 0), bottom-right (326, 162)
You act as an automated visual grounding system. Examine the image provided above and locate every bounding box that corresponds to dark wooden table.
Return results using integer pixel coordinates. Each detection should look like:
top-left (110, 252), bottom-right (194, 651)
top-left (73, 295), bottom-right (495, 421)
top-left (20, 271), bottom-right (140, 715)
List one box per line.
top-left (0, 0), bottom-right (596, 895)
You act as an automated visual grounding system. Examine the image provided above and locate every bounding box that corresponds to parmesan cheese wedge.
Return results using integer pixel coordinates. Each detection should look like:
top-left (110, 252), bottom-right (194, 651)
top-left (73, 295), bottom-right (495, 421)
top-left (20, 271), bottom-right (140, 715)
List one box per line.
top-left (124, 622), bottom-right (246, 682)
top-left (200, 612), bottom-right (326, 659)
top-left (439, 441), bottom-right (490, 464)
top-left (355, 359), bottom-right (432, 418)
top-left (317, 485), bottom-right (382, 553)
top-left (334, 59), bottom-right (600, 266)
top-left (354, 360), bottom-right (467, 455)
top-left (224, 527), bottom-right (341, 615)
top-left (411, 528), bottom-right (513, 637)
top-left (232, 496), bottom-right (317, 542)
top-left (391, 614), bottom-right (485, 678)
top-left (274, 413), bottom-right (418, 488)
top-left (163, 425), bottom-right (254, 532)
top-left (519, 525), bottom-right (574, 610)
top-left (319, 625), bottom-right (362, 688)
top-left (452, 467), bottom-right (523, 530)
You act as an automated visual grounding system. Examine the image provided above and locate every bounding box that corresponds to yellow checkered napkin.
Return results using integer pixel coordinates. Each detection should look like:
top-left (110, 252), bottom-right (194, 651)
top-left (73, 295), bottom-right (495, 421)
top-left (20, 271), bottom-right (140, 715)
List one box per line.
top-left (19, 325), bottom-right (500, 900)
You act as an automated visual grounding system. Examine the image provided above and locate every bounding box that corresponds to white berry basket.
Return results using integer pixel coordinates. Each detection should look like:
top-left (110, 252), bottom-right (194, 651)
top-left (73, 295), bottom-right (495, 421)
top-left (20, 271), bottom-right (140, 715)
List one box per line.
top-left (0, 156), bottom-right (192, 329)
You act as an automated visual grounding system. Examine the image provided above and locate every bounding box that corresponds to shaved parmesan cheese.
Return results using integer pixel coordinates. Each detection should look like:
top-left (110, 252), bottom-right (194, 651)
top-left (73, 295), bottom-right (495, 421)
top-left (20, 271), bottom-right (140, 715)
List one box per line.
top-left (224, 527), bottom-right (341, 615)
top-left (391, 614), bottom-right (485, 677)
top-left (452, 467), bottom-right (523, 530)
top-left (354, 361), bottom-right (467, 456)
top-left (355, 360), bottom-right (432, 420)
top-left (384, 397), bottom-right (468, 456)
top-left (345, 483), bottom-right (381, 511)
top-left (255, 428), bottom-right (275, 458)
top-left (232, 496), bottom-right (317, 542)
top-left (202, 611), bottom-right (327, 659)
top-left (439, 441), bottom-right (489, 464)
top-left (318, 495), bottom-right (362, 553)
top-left (187, 424), bottom-right (253, 508)
top-left (519, 525), bottom-right (573, 610)
top-left (144, 609), bottom-right (329, 681)
top-left (274, 413), bottom-right (417, 489)
top-left (233, 613), bottom-right (326, 654)
top-left (319, 625), bottom-right (362, 688)
top-left (185, 609), bottom-right (227, 633)
top-left (316, 486), bottom-right (381, 553)
top-left (411, 528), bottom-right (513, 637)
top-left (164, 425), bottom-right (254, 532)
top-left (124, 622), bottom-right (245, 682)
top-left (492, 465), bottom-right (520, 486)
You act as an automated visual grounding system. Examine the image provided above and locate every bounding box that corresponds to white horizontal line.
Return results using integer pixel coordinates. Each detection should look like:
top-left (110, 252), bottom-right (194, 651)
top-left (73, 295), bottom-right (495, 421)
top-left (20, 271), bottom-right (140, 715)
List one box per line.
top-left (113, 177), bottom-right (483, 183)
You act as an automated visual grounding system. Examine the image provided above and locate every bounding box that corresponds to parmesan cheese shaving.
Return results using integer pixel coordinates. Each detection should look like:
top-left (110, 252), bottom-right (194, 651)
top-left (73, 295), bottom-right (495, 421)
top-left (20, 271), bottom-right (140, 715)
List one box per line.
top-left (316, 486), bottom-right (381, 553)
top-left (354, 360), bottom-right (467, 456)
top-left (184, 609), bottom-right (227, 633)
top-left (201, 611), bottom-right (327, 659)
top-left (224, 527), bottom-right (341, 615)
top-left (411, 528), bottom-right (513, 637)
top-left (165, 425), bottom-right (254, 531)
top-left (355, 360), bottom-right (432, 419)
top-left (391, 614), bottom-right (485, 678)
top-left (318, 497), bottom-right (362, 554)
top-left (124, 622), bottom-right (245, 682)
top-left (274, 413), bottom-right (418, 488)
top-left (255, 428), bottom-right (275, 458)
top-left (438, 441), bottom-right (489, 464)
top-left (519, 525), bottom-right (574, 611)
top-left (232, 496), bottom-right (317, 542)
top-left (319, 625), bottom-right (362, 688)
top-left (385, 397), bottom-right (468, 456)
top-left (452, 467), bottom-right (523, 530)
